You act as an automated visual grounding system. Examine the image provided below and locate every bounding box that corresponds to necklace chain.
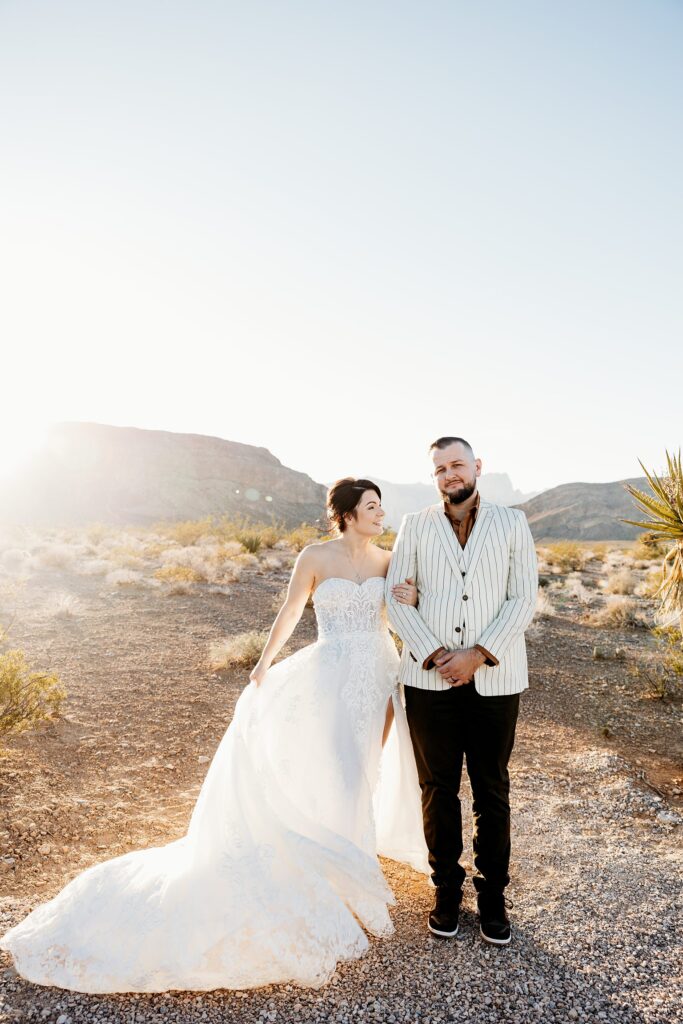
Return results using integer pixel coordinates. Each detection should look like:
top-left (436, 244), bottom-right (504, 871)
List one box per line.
top-left (341, 541), bottom-right (367, 583)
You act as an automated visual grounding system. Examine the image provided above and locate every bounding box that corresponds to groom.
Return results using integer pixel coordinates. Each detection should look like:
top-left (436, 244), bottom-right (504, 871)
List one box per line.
top-left (385, 436), bottom-right (538, 945)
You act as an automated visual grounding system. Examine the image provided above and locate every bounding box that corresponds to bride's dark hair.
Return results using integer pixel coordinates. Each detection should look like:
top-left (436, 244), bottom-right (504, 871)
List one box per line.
top-left (326, 478), bottom-right (382, 534)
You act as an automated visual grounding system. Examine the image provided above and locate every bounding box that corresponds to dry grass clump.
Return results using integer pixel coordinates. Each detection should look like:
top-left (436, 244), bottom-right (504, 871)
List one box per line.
top-left (234, 552), bottom-right (259, 568)
top-left (535, 590), bottom-right (555, 619)
top-left (635, 566), bottom-right (662, 599)
top-left (158, 544), bottom-right (243, 584)
top-left (543, 541), bottom-right (585, 573)
top-left (154, 565), bottom-right (205, 584)
top-left (210, 631), bottom-right (273, 670)
top-left (564, 575), bottom-right (595, 606)
top-left (586, 596), bottom-right (648, 629)
top-left (629, 626), bottom-right (683, 701)
top-left (106, 543), bottom-right (150, 571)
top-left (605, 568), bottom-right (636, 595)
top-left (48, 593), bottom-right (81, 618)
top-left (105, 569), bottom-right (147, 587)
top-left (32, 543), bottom-right (78, 570)
top-left (76, 558), bottom-right (115, 576)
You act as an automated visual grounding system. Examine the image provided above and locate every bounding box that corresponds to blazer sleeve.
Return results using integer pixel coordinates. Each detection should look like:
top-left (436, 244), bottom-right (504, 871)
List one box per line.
top-left (475, 509), bottom-right (538, 663)
top-left (385, 513), bottom-right (443, 666)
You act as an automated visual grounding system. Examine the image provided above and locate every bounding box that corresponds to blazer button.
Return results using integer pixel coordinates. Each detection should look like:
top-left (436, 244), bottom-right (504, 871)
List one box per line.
top-left (455, 626), bottom-right (461, 633)
top-left (461, 570), bottom-right (466, 577)
top-left (462, 594), bottom-right (469, 601)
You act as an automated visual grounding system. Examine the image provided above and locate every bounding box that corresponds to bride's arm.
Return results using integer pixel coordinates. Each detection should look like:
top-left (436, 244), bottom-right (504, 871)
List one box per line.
top-left (250, 546), bottom-right (317, 685)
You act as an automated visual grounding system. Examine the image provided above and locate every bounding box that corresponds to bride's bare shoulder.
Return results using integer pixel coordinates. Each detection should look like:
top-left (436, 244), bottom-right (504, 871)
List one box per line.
top-left (295, 539), bottom-right (339, 570)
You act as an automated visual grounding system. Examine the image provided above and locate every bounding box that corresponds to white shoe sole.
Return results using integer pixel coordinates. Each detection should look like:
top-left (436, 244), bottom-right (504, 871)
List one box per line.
top-left (479, 925), bottom-right (511, 945)
top-left (428, 921), bottom-right (460, 938)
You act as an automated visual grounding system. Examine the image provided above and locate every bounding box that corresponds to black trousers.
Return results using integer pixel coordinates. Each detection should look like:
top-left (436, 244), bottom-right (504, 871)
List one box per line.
top-left (404, 682), bottom-right (520, 895)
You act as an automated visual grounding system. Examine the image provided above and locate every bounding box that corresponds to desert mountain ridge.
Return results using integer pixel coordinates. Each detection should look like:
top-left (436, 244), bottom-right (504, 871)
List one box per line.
top-left (0, 422), bottom-right (649, 540)
top-left (515, 477), bottom-right (648, 541)
top-left (0, 422), bottom-right (327, 529)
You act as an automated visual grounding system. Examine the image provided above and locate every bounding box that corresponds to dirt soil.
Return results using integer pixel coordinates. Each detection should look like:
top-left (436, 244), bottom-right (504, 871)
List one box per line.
top-left (0, 562), bottom-right (681, 1024)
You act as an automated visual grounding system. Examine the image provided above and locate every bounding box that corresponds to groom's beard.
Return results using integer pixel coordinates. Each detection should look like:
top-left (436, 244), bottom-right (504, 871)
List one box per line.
top-left (442, 479), bottom-right (477, 506)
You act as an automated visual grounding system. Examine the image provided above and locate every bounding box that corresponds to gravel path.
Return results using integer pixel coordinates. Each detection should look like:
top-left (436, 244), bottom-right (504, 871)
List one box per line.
top-left (2, 736), bottom-right (681, 1024)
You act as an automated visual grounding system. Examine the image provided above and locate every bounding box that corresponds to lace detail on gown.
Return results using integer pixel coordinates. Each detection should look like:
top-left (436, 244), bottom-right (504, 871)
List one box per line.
top-left (0, 576), bottom-right (428, 993)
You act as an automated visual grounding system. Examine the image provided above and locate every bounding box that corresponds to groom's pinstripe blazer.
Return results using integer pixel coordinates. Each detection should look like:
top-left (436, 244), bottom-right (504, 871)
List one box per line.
top-left (385, 500), bottom-right (538, 695)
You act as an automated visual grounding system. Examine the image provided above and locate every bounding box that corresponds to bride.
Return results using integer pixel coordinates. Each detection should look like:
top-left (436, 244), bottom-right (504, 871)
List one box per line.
top-left (0, 478), bottom-right (429, 993)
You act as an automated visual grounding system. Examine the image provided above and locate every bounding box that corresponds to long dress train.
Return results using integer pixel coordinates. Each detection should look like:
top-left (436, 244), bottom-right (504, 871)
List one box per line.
top-left (0, 576), bottom-right (428, 993)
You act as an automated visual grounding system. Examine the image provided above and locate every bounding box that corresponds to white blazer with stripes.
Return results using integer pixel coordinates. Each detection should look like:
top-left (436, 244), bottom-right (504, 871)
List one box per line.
top-left (385, 499), bottom-right (538, 695)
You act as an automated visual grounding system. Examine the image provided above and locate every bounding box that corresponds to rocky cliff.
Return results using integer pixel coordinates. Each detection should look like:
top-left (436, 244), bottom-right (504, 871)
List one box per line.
top-left (1, 422), bottom-right (327, 528)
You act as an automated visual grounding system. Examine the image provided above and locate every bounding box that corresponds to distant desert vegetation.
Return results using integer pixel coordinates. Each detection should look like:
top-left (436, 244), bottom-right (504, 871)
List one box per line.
top-left (1, 516), bottom-right (681, 750)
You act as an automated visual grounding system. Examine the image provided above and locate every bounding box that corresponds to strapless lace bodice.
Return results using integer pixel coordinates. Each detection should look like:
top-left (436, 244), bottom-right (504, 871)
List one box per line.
top-left (313, 576), bottom-right (388, 638)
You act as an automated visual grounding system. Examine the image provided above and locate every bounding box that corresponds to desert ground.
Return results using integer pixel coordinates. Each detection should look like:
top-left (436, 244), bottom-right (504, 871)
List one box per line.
top-left (0, 525), bottom-right (681, 1024)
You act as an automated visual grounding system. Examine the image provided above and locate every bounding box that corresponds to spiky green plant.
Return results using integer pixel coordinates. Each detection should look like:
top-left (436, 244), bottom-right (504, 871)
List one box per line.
top-left (623, 449), bottom-right (683, 634)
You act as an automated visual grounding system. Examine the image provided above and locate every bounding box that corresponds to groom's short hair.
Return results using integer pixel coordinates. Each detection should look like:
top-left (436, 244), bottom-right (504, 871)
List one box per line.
top-left (429, 436), bottom-right (474, 458)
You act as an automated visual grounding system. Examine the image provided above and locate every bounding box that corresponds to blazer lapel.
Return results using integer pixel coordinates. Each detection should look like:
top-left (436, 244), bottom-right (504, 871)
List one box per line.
top-left (429, 503), bottom-right (467, 578)
top-left (462, 502), bottom-right (494, 582)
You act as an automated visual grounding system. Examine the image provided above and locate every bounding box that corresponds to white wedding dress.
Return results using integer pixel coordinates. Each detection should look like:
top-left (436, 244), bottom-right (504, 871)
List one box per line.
top-left (0, 576), bottom-right (429, 993)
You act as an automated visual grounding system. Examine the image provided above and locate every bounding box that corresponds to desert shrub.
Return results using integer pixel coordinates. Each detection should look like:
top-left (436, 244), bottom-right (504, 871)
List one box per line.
top-left (166, 582), bottom-right (194, 596)
top-left (236, 530), bottom-right (263, 554)
top-left (49, 593), bottom-right (80, 618)
top-left (373, 529), bottom-right (397, 551)
top-left (210, 540), bottom-right (242, 558)
top-left (544, 542), bottom-right (585, 573)
top-left (107, 547), bottom-right (148, 571)
top-left (0, 647), bottom-right (66, 742)
top-left (564, 576), bottom-right (595, 606)
top-left (85, 523), bottom-right (109, 544)
top-left (258, 526), bottom-right (284, 549)
top-left (630, 626), bottom-right (683, 701)
top-left (232, 552), bottom-right (257, 568)
top-left (286, 525), bottom-right (327, 552)
top-left (154, 565), bottom-right (205, 584)
top-left (33, 543), bottom-right (77, 570)
top-left (635, 566), bottom-right (662, 599)
top-left (586, 596), bottom-right (648, 629)
top-left (156, 517), bottom-right (215, 547)
top-left (632, 532), bottom-right (665, 561)
top-left (605, 569), bottom-right (635, 595)
top-left (535, 590), bottom-right (555, 619)
top-left (105, 569), bottom-right (146, 587)
top-left (75, 558), bottom-right (114, 576)
top-left (210, 630), bottom-right (274, 670)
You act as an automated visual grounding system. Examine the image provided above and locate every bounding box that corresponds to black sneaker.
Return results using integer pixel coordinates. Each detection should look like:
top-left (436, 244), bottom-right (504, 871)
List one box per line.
top-left (428, 885), bottom-right (461, 938)
top-left (478, 892), bottom-right (512, 946)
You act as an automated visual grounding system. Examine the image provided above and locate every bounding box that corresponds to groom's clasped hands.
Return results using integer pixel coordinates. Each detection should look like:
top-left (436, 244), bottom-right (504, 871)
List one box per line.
top-left (433, 647), bottom-right (487, 687)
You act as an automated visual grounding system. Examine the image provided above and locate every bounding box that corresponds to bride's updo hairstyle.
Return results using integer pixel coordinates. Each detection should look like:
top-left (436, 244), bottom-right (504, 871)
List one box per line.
top-left (326, 478), bottom-right (382, 535)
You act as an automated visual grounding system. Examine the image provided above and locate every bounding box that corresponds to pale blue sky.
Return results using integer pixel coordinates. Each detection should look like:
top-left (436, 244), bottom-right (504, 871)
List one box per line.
top-left (1, 0), bottom-right (681, 494)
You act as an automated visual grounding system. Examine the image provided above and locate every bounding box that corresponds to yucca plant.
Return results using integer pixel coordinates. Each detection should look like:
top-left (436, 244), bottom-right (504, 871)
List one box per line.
top-left (623, 449), bottom-right (683, 634)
